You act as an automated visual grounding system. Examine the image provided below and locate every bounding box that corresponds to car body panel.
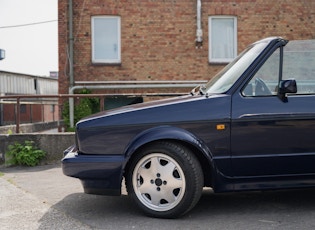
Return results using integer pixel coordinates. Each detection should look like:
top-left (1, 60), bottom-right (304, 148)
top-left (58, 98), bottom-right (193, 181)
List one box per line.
top-left (62, 148), bottom-right (124, 195)
top-left (231, 93), bottom-right (315, 177)
top-left (63, 94), bottom-right (233, 193)
top-left (62, 37), bottom-right (315, 196)
top-left (75, 94), bottom-right (230, 155)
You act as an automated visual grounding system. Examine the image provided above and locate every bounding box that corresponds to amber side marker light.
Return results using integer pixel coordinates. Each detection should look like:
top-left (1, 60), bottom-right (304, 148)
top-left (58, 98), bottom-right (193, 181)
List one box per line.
top-left (216, 124), bottom-right (225, 130)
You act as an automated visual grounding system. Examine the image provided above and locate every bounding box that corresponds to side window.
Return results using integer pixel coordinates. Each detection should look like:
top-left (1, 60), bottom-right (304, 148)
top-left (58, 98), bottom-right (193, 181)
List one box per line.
top-left (208, 16), bottom-right (237, 63)
top-left (91, 16), bottom-right (121, 64)
top-left (282, 40), bottom-right (315, 94)
top-left (242, 49), bottom-right (280, 96)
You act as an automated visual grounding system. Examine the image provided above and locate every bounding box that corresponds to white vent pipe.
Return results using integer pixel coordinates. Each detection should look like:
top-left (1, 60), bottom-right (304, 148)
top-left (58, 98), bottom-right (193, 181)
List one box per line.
top-left (196, 0), bottom-right (203, 45)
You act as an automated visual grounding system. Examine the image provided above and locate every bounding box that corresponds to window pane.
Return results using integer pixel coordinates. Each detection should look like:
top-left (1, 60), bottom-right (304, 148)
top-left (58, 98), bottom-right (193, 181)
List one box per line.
top-left (283, 40), bottom-right (315, 94)
top-left (92, 16), bottom-right (120, 63)
top-left (242, 49), bottom-right (279, 96)
top-left (209, 17), bottom-right (237, 63)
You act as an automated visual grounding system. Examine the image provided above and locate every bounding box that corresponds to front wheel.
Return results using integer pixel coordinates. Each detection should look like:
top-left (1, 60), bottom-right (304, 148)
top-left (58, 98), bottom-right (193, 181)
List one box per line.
top-left (126, 141), bottom-right (204, 218)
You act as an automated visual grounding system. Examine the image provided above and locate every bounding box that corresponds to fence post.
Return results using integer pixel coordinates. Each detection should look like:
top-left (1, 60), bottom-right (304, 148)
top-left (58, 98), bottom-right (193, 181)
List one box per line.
top-left (100, 97), bottom-right (104, 111)
top-left (16, 97), bottom-right (20, 133)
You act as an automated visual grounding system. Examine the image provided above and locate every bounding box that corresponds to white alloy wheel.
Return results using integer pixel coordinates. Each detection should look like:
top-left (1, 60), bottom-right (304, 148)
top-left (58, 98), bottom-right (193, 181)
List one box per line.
top-left (126, 141), bottom-right (203, 218)
top-left (132, 153), bottom-right (186, 212)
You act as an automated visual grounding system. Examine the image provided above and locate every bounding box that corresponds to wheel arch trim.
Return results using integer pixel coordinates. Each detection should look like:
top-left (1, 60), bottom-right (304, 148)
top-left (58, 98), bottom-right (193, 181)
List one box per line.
top-left (122, 126), bottom-right (214, 171)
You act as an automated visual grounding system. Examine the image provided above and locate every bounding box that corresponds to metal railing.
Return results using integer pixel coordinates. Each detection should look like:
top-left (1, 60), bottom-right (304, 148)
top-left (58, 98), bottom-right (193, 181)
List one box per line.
top-left (0, 93), bottom-right (181, 133)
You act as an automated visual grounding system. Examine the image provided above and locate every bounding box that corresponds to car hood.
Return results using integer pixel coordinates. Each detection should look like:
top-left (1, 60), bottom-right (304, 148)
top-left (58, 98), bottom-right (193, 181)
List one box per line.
top-left (76, 94), bottom-right (230, 130)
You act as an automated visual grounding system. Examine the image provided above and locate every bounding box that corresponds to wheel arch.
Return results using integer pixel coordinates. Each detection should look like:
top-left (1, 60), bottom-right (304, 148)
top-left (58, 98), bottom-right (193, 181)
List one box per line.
top-left (123, 126), bottom-right (214, 187)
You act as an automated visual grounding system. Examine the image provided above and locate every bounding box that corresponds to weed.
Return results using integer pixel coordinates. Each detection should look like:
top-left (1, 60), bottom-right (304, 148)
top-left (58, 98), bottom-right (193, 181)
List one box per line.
top-left (5, 141), bottom-right (46, 167)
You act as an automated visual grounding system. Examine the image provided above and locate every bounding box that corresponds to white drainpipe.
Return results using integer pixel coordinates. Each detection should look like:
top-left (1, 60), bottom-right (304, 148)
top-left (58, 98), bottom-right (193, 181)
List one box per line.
top-left (196, 0), bottom-right (203, 47)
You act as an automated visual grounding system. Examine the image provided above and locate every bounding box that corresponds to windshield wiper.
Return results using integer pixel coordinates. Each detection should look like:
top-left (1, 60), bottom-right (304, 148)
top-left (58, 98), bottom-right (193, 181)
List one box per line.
top-left (190, 85), bottom-right (206, 96)
top-left (199, 85), bottom-right (206, 95)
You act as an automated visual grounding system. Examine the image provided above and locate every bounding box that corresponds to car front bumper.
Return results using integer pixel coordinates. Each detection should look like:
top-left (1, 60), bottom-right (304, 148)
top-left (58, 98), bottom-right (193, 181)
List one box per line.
top-left (61, 145), bottom-right (125, 196)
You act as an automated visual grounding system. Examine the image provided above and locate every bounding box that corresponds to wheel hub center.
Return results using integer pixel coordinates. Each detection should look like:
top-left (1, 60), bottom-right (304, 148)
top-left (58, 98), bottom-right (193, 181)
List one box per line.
top-left (155, 178), bottom-right (162, 186)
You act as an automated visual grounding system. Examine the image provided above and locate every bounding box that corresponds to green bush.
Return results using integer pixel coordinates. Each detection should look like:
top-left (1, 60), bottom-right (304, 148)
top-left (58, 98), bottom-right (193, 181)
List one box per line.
top-left (62, 89), bottom-right (100, 131)
top-left (6, 141), bottom-right (46, 167)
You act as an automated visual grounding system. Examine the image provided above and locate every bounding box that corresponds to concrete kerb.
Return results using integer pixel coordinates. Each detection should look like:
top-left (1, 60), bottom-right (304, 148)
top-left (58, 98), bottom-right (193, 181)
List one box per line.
top-left (0, 132), bottom-right (75, 165)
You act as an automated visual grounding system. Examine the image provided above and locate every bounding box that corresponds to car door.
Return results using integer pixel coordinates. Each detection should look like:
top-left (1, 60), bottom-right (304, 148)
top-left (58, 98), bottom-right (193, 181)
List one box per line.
top-left (231, 41), bottom-right (315, 178)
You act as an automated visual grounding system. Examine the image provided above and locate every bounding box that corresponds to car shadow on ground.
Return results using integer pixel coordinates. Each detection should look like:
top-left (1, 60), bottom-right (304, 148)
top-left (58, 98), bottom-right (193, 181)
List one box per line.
top-left (38, 188), bottom-right (315, 229)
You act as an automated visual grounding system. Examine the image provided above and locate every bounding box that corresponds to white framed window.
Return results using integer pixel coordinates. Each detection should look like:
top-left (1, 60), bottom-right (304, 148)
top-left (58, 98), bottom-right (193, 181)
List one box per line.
top-left (91, 16), bottom-right (121, 64)
top-left (208, 16), bottom-right (237, 63)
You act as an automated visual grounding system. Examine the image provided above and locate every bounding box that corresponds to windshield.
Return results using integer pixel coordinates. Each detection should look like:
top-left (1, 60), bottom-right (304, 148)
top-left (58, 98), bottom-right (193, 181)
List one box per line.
top-left (202, 40), bottom-right (271, 94)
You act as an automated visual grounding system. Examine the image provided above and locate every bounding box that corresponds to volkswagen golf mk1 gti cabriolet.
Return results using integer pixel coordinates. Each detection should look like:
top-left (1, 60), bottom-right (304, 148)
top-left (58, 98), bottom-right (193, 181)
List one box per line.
top-left (62, 37), bottom-right (315, 218)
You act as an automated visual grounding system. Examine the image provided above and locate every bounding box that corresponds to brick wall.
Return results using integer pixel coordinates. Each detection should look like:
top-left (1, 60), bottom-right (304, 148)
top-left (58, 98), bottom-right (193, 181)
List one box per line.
top-left (58, 0), bottom-right (315, 94)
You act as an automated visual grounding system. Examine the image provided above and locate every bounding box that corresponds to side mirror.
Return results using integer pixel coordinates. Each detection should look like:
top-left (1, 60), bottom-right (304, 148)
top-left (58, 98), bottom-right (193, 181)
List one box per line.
top-left (278, 79), bottom-right (297, 101)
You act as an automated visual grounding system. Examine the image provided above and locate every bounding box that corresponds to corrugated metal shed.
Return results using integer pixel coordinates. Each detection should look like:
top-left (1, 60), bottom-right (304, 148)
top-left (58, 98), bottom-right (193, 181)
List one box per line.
top-left (0, 71), bottom-right (58, 95)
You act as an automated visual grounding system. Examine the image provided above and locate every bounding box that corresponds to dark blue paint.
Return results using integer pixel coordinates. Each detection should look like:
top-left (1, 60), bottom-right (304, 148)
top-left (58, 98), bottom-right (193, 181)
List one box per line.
top-left (62, 37), bottom-right (315, 196)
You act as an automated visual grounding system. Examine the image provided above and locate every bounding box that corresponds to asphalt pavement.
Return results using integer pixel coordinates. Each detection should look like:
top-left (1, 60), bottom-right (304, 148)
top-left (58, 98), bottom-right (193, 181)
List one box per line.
top-left (2, 164), bottom-right (315, 229)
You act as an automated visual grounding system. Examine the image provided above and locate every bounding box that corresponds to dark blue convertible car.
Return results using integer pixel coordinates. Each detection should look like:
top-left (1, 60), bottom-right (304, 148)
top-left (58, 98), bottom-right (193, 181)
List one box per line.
top-left (62, 37), bottom-right (315, 218)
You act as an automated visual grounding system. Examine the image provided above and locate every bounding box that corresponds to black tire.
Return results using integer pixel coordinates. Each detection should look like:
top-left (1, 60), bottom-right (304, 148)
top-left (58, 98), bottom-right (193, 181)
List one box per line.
top-left (126, 141), bottom-right (204, 218)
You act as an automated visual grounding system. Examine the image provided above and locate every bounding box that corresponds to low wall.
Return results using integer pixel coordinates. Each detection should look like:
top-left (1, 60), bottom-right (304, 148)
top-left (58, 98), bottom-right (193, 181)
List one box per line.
top-left (0, 133), bottom-right (75, 165)
top-left (0, 121), bottom-right (61, 134)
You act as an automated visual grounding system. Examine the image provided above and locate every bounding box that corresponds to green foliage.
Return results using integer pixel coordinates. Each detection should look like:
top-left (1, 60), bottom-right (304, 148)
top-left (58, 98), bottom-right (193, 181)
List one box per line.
top-left (62, 89), bottom-right (100, 131)
top-left (6, 141), bottom-right (46, 167)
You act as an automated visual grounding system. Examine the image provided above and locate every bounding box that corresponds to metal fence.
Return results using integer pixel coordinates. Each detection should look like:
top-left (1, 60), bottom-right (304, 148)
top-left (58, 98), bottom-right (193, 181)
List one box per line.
top-left (0, 94), bottom-right (112, 133)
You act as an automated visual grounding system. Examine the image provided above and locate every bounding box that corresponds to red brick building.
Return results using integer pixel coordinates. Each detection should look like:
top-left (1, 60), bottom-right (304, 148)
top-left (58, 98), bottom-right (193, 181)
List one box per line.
top-left (58, 0), bottom-right (315, 95)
